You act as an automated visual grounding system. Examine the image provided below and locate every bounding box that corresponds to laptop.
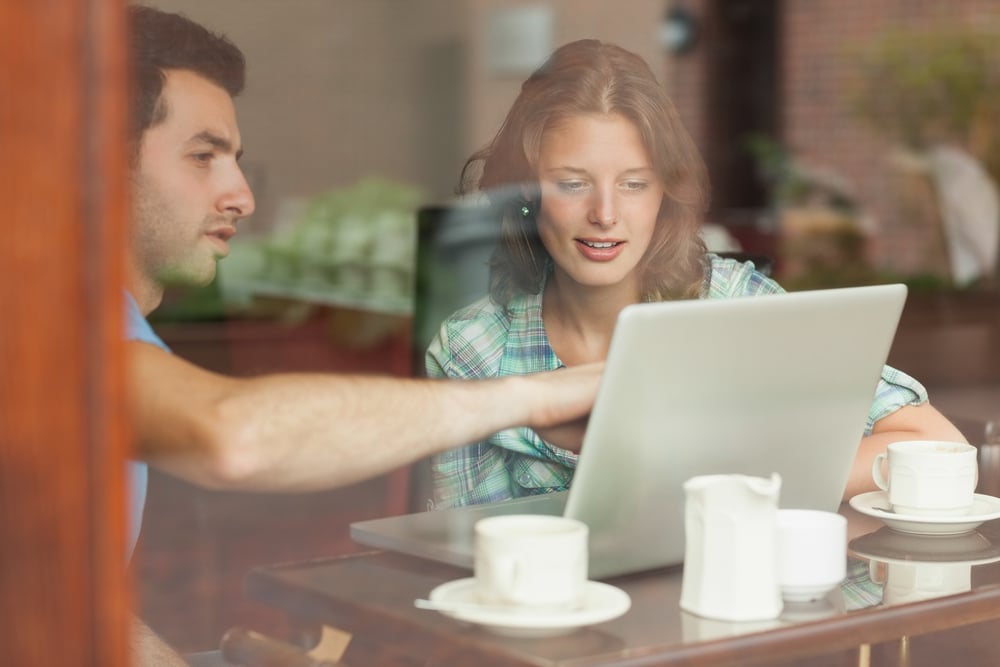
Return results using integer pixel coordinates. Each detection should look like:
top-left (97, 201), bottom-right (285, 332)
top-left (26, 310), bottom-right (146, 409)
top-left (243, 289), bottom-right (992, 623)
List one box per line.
top-left (352, 284), bottom-right (908, 578)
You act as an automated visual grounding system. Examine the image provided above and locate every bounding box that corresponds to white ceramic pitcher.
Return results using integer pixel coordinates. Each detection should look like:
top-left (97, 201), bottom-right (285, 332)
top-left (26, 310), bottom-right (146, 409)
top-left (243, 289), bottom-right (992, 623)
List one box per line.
top-left (680, 473), bottom-right (783, 621)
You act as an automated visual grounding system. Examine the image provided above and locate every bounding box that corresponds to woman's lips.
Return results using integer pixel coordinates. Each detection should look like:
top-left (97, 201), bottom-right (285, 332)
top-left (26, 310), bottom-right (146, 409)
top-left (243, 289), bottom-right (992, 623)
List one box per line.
top-left (576, 238), bottom-right (625, 261)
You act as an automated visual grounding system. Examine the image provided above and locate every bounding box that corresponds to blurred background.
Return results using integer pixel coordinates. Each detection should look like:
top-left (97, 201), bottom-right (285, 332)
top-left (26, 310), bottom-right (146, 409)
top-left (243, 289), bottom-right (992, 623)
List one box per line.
top-left (132, 0), bottom-right (1000, 652)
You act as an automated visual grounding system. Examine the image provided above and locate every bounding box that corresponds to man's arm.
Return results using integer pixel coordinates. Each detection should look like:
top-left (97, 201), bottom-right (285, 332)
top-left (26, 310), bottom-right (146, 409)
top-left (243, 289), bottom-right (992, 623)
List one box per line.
top-left (133, 617), bottom-right (189, 666)
top-left (128, 341), bottom-right (601, 491)
top-left (844, 402), bottom-right (968, 499)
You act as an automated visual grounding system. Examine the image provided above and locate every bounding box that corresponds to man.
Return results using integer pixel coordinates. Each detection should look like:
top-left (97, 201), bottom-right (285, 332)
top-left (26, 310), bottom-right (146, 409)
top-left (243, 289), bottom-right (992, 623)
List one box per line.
top-left (125, 6), bottom-right (599, 664)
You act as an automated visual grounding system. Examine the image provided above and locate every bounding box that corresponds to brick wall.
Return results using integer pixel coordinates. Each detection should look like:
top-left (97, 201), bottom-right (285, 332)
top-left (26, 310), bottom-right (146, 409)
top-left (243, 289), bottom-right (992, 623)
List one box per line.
top-left (670, 0), bottom-right (1000, 277)
top-left (784, 0), bottom-right (1000, 275)
top-left (465, 0), bottom-right (665, 154)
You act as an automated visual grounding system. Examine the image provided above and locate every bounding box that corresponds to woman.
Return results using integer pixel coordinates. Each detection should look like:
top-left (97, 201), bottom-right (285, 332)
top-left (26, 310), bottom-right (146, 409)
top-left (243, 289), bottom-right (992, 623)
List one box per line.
top-left (426, 39), bottom-right (964, 509)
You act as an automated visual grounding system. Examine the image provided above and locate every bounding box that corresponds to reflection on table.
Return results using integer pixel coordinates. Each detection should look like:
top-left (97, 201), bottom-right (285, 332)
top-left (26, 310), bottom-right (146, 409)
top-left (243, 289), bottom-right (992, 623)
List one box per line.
top-left (241, 504), bottom-right (1000, 667)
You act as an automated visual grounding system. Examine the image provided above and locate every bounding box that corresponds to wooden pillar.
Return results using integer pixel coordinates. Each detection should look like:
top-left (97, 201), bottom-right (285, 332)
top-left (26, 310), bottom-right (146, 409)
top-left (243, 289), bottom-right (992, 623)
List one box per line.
top-left (0, 0), bottom-right (129, 665)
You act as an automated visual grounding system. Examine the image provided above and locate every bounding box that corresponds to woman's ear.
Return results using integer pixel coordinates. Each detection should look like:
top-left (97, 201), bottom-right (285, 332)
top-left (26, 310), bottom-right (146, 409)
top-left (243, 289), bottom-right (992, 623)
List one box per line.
top-left (518, 181), bottom-right (542, 215)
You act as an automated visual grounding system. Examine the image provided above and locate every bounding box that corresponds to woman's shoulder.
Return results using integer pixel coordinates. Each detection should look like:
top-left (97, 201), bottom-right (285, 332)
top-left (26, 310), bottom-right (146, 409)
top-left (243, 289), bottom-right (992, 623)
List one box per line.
top-left (440, 295), bottom-right (510, 331)
top-left (704, 252), bottom-right (784, 298)
top-left (435, 295), bottom-right (517, 355)
top-left (430, 293), bottom-right (538, 378)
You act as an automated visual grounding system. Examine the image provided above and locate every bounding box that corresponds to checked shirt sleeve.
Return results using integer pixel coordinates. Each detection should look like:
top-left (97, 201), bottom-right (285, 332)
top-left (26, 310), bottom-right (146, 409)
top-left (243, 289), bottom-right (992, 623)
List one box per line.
top-left (706, 255), bottom-right (928, 435)
top-left (425, 299), bottom-right (518, 508)
top-left (424, 295), bottom-right (577, 508)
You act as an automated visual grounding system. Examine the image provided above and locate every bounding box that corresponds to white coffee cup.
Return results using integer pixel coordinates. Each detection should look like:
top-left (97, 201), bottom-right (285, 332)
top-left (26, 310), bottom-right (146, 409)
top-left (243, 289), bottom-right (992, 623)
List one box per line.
top-left (776, 509), bottom-right (847, 602)
top-left (869, 560), bottom-right (972, 605)
top-left (871, 440), bottom-right (978, 516)
top-left (473, 514), bottom-right (588, 611)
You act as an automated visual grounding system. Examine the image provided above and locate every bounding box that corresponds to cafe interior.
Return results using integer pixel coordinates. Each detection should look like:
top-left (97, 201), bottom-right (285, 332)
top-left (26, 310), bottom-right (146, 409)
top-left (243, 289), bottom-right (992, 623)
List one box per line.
top-left (6, 0), bottom-right (1000, 665)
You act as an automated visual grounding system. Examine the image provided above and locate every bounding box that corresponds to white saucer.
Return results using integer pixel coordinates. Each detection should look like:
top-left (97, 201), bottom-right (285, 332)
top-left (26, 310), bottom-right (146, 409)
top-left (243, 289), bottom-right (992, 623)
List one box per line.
top-left (425, 578), bottom-right (631, 638)
top-left (849, 491), bottom-right (1000, 536)
top-left (849, 526), bottom-right (1000, 564)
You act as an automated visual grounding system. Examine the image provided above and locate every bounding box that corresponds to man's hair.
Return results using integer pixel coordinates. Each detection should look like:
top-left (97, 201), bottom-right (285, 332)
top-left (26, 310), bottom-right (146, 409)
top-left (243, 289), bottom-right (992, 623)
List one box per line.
top-left (461, 39), bottom-right (709, 306)
top-left (128, 5), bottom-right (245, 161)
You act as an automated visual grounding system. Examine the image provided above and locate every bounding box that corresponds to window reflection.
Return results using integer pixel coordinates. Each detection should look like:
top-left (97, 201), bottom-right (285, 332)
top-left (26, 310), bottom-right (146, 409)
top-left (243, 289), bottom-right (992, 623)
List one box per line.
top-left (133, 0), bottom-right (1000, 654)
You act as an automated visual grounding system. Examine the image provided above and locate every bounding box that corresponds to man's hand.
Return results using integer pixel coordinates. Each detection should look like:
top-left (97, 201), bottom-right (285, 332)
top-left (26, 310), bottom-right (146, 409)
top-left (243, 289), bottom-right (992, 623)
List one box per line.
top-left (520, 362), bottom-right (604, 431)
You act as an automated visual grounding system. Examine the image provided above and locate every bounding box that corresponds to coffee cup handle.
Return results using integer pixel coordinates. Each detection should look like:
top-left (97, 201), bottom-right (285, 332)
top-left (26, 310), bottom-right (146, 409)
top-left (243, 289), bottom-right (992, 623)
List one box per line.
top-left (872, 452), bottom-right (889, 491)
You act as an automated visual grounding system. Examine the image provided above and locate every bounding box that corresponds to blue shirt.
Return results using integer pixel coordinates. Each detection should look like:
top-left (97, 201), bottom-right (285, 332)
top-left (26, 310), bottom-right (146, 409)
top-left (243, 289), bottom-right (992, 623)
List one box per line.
top-left (123, 292), bottom-right (170, 559)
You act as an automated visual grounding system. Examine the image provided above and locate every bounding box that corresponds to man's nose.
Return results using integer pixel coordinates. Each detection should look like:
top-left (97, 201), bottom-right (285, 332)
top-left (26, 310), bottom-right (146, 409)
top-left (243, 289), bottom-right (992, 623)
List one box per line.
top-left (219, 168), bottom-right (255, 219)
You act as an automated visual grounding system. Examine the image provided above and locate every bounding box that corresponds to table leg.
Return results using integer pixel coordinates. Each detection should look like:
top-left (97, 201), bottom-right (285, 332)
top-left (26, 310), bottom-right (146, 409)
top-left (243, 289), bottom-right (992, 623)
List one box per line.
top-left (899, 635), bottom-right (910, 667)
top-left (857, 643), bottom-right (871, 667)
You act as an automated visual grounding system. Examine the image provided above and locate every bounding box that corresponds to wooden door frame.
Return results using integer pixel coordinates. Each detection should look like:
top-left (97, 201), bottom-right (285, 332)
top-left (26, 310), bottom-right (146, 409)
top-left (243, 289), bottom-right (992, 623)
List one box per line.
top-left (1, 0), bottom-right (129, 665)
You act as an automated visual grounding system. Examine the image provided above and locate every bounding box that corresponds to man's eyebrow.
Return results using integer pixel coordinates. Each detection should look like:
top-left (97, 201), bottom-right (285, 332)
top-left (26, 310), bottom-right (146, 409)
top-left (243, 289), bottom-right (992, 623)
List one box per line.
top-left (188, 131), bottom-right (244, 160)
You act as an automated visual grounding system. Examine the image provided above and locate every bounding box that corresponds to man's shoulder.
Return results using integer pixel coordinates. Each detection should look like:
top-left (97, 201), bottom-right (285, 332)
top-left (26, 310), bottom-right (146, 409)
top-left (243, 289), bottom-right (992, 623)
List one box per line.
top-left (123, 291), bottom-right (171, 351)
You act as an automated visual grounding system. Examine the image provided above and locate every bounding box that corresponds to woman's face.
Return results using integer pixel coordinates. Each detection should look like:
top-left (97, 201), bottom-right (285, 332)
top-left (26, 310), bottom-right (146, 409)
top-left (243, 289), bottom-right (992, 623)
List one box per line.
top-left (535, 112), bottom-right (663, 296)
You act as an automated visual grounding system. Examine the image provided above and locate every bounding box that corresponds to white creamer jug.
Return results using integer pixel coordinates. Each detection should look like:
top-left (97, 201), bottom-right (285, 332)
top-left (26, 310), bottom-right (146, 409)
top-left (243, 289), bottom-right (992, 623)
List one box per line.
top-left (680, 473), bottom-right (783, 621)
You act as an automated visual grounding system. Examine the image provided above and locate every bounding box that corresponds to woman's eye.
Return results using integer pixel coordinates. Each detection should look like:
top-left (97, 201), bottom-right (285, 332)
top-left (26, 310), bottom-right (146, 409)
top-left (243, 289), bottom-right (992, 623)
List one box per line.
top-left (622, 180), bottom-right (647, 192)
top-left (557, 181), bottom-right (588, 193)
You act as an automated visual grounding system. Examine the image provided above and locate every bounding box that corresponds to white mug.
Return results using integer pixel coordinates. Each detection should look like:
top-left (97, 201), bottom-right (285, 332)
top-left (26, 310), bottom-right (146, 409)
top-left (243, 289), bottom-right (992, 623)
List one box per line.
top-left (473, 514), bottom-right (588, 611)
top-left (776, 509), bottom-right (847, 602)
top-left (872, 440), bottom-right (977, 516)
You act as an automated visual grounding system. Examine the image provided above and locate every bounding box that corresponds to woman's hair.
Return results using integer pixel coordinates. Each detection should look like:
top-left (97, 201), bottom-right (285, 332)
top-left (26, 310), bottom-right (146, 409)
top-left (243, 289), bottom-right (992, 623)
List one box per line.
top-left (460, 39), bottom-right (709, 306)
top-left (127, 5), bottom-right (246, 164)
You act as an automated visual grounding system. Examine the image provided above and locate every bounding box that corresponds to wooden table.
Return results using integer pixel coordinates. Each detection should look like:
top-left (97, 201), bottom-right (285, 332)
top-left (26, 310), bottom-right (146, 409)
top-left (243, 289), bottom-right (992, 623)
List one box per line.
top-left (242, 504), bottom-right (1000, 667)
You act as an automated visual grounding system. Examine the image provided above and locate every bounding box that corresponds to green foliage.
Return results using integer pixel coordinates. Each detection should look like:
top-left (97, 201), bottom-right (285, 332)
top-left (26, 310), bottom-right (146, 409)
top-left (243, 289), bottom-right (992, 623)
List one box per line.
top-left (262, 177), bottom-right (423, 277)
top-left (228, 177), bottom-right (424, 315)
top-left (743, 134), bottom-right (858, 213)
top-left (743, 134), bottom-right (802, 206)
top-left (850, 25), bottom-right (1000, 151)
top-left (154, 178), bottom-right (425, 322)
top-left (149, 281), bottom-right (226, 323)
top-left (849, 24), bottom-right (1000, 292)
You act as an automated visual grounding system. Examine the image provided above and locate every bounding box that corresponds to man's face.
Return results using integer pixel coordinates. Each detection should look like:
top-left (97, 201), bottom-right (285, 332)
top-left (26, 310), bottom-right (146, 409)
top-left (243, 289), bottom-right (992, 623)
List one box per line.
top-left (130, 69), bottom-right (255, 292)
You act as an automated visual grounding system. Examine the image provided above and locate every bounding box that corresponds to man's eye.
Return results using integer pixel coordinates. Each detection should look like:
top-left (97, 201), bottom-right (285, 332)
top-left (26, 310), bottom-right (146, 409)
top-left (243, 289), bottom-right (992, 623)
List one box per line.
top-left (192, 152), bottom-right (213, 164)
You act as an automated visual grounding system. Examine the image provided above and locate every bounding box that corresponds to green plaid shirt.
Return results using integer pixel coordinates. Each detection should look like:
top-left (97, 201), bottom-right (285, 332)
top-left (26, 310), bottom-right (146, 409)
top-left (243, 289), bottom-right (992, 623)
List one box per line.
top-left (425, 255), bottom-right (928, 509)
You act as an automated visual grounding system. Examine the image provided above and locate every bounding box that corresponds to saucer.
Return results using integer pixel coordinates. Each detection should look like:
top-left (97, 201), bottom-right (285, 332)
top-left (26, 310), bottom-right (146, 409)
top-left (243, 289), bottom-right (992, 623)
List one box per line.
top-left (425, 578), bottom-right (631, 637)
top-left (780, 596), bottom-right (841, 622)
top-left (849, 526), bottom-right (1000, 564)
top-left (849, 492), bottom-right (1000, 536)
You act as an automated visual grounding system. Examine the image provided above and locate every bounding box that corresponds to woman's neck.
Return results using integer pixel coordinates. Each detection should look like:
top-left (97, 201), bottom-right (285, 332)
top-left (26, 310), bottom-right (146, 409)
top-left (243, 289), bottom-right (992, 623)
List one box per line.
top-left (541, 272), bottom-right (641, 366)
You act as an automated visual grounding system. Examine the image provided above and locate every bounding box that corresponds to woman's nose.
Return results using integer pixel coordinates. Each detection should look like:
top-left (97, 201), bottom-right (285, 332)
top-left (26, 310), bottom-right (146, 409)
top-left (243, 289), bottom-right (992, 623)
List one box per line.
top-left (589, 188), bottom-right (617, 226)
